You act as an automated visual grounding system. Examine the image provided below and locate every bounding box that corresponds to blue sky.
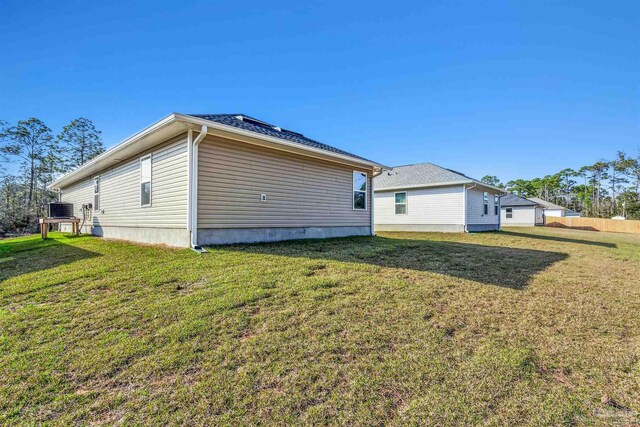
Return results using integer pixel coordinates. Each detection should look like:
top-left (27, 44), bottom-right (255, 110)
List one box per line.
top-left (1, 0), bottom-right (637, 182)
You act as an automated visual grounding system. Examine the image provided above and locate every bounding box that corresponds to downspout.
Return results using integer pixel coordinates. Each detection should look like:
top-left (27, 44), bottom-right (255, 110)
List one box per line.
top-left (188, 125), bottom-right (208, 251)
top-left (463, 182), bottom-right (477, 233)
top-left (370, 167), bottom-right (385, 236)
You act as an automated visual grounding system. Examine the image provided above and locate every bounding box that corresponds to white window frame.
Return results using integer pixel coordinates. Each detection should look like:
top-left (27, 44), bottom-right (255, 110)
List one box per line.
top-left (483, 191), bottom-right (489, 215)
top-left (140, 154), bottom-right (152, 207)
top-left (352, 171), bottom-right (368, 210)
top-left (93, 176), bottom-right (100, 212)
top-left (494, 194), bottom-right (499, 215)
top-left (506, 207), bottom-right (513, 219)
top-left (394, 191), bottom-right (408, 215)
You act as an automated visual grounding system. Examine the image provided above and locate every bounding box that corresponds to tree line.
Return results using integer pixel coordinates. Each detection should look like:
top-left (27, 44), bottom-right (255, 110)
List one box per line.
top-left (0, 117), bottom-right (105, 235)
top-left (481, 151), bottom-right (640, 219)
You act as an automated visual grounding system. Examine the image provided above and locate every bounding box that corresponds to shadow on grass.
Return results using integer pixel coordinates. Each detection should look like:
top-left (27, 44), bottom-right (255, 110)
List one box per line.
top-left (213, 236), bottom-right (568, 290)
top-left (0, 235), bottom-right (101, 282)
top-left (501, 230), bottom-right (615, 248)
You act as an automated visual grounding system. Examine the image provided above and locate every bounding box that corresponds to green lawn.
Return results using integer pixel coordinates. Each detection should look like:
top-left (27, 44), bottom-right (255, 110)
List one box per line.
top-left (1, 228), bottom-right (639, 425)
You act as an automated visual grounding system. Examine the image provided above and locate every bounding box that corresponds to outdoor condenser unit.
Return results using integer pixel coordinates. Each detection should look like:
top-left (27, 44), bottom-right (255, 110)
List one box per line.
top-left (48, 202), bottom-right (74, 218)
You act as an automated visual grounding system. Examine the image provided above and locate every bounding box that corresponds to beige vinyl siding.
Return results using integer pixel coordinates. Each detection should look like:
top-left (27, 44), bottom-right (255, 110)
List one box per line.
top-left (374, 185), bottom-right (464, 225)
top-left (59, 177), bottom-right (94, 220)
top-left (60, 134), bottom-right (189, 229)
top-left (465, 187), bottom-right (500, 225)
top-left (197, 136), bottom-right (372, 228)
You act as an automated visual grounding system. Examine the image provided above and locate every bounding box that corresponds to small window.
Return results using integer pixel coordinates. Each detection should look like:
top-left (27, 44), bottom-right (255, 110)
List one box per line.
top-left (93, 176), bottom-right (100, 211)
top-left (506, 207), bottom-right (513, 219)
top-left (494, 195), bottom-right (499, 215)
top-left (353, 171), bottom-right (367, 210)
top-left (140, 155), bottom-right (152, 207)
top-left (395, 192), bottom-right (407, 215)
top-left (483, 192), bottom-right (489, 215)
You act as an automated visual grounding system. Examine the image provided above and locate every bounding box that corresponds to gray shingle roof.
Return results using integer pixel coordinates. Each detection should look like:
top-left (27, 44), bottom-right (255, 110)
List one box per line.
top-left (374, 162), bottom-right (491, 190)
top-left (500, 193), bottom-right (539, 207)
top-left (527, 197), bottom-right (566, 210)
top-left (188, 114), bottom-right (376, 164)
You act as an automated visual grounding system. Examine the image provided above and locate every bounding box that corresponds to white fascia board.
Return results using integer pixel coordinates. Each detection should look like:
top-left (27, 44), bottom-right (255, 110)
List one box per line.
top-left (51, 112), bottom-right (388, 190)
top-left (174, 113), bottom-right (389, 170)
top-left (49, 114), bottom-right (184, 189)
top-left (374, 181), bottom-right (474, 192)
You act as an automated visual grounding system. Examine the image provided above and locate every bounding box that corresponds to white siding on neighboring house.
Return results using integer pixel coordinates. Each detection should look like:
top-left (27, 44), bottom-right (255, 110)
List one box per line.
top-left (196, 136), bottom-right (373, 243)
top-left (374, 185), bottom-right (465, 231)
top-left (465, 187), bottom-right (500, 230)
top-left (60, 134), bottom-right (190, 246)
top-left (545, 209), bottom-right (565, 218)
top-left (501, 206), bottom-right (536, 226)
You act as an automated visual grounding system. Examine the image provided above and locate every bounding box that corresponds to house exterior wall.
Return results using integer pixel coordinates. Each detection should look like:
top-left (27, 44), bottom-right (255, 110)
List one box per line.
top-left (545, 209), bottom-right (565, 218)
top-left (59, 134), bottom-right (190, 247)
top-left (501, 206), bottom-right (537, 227)
top-left (373, 185), bottom-right (465, 232)
top-left (196, 135), bottom-right (373, 244)
top-left (465, 187), bottom-right (500, 231)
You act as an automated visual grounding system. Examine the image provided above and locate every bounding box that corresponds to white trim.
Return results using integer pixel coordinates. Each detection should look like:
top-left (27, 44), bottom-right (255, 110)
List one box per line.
top-left (353, 171), bottom-right (368, 211)
top-left (370, 176), bottom-right (375, 235)
top-left (375, 180), bottom-right (504, 194)
top-left (394, 191), bottom-right (408, 215)
top-left (50, 113), bottom-right (388, 190)
top-left (175, 114), bottom-right (387, 170)
top-left (140, 154), bottom-right (152, 207)
top-left (93, 176), bottom-right (100, 212)
top-left (483, 191), bottom-right (489, 216)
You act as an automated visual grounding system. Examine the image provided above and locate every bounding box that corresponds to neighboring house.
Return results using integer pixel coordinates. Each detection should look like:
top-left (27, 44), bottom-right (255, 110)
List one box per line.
top-left (528, 197), bottom-right (567, 217)
top-left (373, 162), bottom-right (504, 232)
top-left (565, 209), bottom-right (582, 217)
top-left (50, 113), bottom-right (386, 248)
top-left (500, 194), bottom-right (545, 227)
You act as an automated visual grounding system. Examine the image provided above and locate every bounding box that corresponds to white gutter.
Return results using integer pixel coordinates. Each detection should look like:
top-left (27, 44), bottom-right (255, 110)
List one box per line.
top-left (174, 113), bottom-right (388, 170)
top-left (51, 113), bottom-right (388, 190)
top-left (188, 125), bottom-right (208, 249)
top-left (463, 182), bottom-right (477, 233)
top-left (49, 114), bottom-right (180, 189)
top-left (375, 180), bottom-right (504, 194)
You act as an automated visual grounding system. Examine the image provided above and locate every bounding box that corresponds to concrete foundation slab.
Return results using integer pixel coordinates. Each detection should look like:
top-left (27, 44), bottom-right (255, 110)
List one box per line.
top-left (198, 226), bottom-right (372, 245)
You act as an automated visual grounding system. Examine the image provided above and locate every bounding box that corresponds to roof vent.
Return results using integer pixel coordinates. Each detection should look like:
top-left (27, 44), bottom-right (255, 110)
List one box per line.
top-left (272, 126), bottom-right (281, 131)
top-left (234, 115), bottom-right (273, 128)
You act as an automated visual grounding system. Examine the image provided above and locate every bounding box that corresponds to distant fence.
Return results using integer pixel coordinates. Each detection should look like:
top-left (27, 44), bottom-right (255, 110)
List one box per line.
top-left (545, 216), bottom-right (640, 234)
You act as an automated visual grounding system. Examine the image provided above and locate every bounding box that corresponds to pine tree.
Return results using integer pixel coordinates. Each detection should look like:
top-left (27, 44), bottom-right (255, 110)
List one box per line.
top-left (3, 118), bottom-right (54, 224)
top-left (58, 117), bottom-right (105, 172)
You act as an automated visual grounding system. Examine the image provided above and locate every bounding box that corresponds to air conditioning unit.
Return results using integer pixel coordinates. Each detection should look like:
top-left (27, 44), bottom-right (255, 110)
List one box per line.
top-left (48, 202), bottom-right (74, 218)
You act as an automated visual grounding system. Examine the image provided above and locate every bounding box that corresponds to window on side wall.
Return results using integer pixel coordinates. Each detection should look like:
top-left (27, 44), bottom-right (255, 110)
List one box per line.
top-left (483, 191), bottom-right (488, 215)
top-left (353, 171), bottom-right (367, 210)
top-left (494, 195), bottom-right (499, 215)
top-left (93, 176), bottom-right (100, 211)
top-left (506, 207), bottom-right (513, 219)
top-left (395, 192), bottom-right (407, 215)
top-left (140, 155), bottom-right (152, 207)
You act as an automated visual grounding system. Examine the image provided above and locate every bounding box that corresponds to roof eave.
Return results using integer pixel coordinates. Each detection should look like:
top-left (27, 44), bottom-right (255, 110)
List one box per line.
top-left (49, 113), bottom-right (183, 190)
top-left (175, 113), bottom-right (389, 170)
top-left (374, 180), bottom-right (473, 192)
top-left (375, 180), bottom-right (506, 193)
top-left (50, 113), bottom-right (389, 189)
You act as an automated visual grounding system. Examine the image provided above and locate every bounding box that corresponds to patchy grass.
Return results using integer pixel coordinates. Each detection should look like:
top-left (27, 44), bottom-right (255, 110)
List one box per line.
top-left (1, 228), bottom-right (639, 425)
